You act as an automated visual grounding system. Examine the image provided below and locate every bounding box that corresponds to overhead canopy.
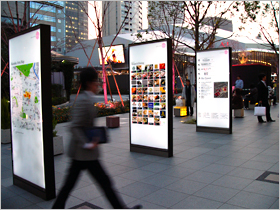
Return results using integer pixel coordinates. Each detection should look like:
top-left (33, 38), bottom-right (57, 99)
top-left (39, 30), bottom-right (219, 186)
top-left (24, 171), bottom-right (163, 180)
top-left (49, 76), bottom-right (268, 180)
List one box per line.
top-left (51, 51), bottom-right (79, 64)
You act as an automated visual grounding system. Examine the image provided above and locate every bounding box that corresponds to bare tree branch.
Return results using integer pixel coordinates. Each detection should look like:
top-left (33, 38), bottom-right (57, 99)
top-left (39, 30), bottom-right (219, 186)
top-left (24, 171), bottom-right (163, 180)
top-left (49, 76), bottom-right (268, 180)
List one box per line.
top-left (7, 2), bottom-right (17, 33)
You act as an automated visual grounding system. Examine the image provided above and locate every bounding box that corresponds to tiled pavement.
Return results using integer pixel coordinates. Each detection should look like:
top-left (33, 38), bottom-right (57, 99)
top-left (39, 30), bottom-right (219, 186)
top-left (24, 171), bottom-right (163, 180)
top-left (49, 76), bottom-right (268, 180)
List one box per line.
top-left (2, 105), bottom-right (279, 209)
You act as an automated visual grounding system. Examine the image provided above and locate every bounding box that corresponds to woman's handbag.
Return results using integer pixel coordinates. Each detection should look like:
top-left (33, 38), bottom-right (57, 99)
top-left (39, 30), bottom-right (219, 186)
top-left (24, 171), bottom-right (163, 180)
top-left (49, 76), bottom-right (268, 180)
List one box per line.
top-left (254, 104), bottom-right (266, 116)
top-left (84, 126), bottom-right (109, 144)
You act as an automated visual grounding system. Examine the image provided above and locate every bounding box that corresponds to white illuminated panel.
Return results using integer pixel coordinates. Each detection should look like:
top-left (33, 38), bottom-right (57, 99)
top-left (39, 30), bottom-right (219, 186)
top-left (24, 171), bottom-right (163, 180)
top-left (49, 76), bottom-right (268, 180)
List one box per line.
top-left (98, 45), bottom-right (125, 65)
top-left (9, 29), bottom-right (45, 188)
top-left (196, 49), bottom-right (230, 128)
top-left (130, 41), bottom-right (168, 149)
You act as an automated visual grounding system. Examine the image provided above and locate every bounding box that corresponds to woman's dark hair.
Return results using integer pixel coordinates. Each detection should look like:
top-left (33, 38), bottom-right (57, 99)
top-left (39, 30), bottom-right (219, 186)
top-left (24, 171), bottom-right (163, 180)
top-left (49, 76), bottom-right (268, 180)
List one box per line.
top-left (234, 88), bottom-right (242, 95)
top-left (80, 67), bottom-right (98, 90)
top-left (186, 79), bottom-right (190, 83)
top-left (259, 73), bottom-right (266, 81)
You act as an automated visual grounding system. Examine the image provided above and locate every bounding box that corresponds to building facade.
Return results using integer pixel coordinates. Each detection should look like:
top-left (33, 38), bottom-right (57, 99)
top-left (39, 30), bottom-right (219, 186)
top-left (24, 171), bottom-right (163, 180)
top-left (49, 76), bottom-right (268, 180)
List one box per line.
top-left (65, 1), bottom-right (88, 53)
top-left (102, 1), bottom-right (143, 37)
top-left (29, 1), bottom-right (65, 54)
top-left (1, 1), bottom-right (65, 54)
top-left (147, 2), bottom-right (185, 26)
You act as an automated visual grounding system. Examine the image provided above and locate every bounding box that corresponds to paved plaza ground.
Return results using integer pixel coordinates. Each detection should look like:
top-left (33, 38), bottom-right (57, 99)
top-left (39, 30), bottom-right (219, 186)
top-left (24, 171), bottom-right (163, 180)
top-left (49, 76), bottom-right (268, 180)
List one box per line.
top-left (1, 105), bottom-right (279, 209)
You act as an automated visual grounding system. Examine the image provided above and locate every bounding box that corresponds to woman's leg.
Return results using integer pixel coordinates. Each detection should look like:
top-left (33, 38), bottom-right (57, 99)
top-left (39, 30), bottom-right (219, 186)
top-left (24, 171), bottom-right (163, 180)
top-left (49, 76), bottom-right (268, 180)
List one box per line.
top-left (52, 160), bottom-right (82, 209)
top-left (87, 160), bottom-right (126, 209)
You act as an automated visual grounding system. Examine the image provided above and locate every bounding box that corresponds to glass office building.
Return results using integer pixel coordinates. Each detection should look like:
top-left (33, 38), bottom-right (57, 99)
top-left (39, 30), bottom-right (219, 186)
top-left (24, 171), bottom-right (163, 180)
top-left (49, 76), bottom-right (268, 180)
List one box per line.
top-left (29, 1), bottom-right (65, 54)
top-left (65, 1), bottom-right (88, 53)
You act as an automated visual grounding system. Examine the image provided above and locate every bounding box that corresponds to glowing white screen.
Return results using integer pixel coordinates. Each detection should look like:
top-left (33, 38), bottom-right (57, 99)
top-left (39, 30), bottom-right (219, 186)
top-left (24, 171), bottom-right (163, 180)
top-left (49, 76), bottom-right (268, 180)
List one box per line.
top-left (9, 29), bottom-right (45, 188)
top-left (98, 45), bottom-right (125, 65)
top-left (196, 48), bottom-right (230, 128)
top-left (130, 41), bottom-right (168, 149)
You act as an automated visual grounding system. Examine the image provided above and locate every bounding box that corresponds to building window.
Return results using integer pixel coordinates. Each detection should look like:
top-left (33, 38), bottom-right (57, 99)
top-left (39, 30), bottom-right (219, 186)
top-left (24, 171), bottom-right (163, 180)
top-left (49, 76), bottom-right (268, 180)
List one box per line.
top-left (51, 26), bottom-right (56, 32)
top-left (51, 36), bottom-right (56, 41)
top-left (2, 16), bottom-right (21, 25)
top-left (30, 13), bottom-right (56, 22)
top-left (58, 9), bottom-right (61, 13)
top-left (58, 29), bottom-right (61, 33)
top-left (30, 2), bottom-right (55, 13)
top-left (58, 19), bottom-right (61, 23)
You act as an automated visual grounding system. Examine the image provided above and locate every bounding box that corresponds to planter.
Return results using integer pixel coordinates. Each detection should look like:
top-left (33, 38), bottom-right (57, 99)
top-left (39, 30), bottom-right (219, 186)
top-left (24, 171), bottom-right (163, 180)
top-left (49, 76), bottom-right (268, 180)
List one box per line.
top-left (106, 116), bottom-right (120, 128)
top-left (53, 135), bottom-right (64, 155)
top-left (1, 129), bottom-right (11, 144)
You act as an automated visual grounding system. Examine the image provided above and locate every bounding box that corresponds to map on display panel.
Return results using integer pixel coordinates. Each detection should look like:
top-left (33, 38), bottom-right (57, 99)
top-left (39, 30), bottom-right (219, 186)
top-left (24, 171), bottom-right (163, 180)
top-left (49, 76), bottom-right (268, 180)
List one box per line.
top-left (10, 62), bottom-right (42, 131)
top-left (131, 63), bottom-right (167, 126)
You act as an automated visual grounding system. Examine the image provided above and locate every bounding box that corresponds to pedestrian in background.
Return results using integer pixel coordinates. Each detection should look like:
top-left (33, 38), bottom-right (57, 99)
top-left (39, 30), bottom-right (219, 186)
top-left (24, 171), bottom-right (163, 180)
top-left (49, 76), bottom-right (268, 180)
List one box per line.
top-left (52, 67), bottom-right (142, 209)
top-left (257, 73), bottom-right (275, 123)
top-left (232, 88), bottom-right (244, 109)
top-left (182, 79), bottom-right (196, 116)
top-left (235, 75), bottom-right (244, 89)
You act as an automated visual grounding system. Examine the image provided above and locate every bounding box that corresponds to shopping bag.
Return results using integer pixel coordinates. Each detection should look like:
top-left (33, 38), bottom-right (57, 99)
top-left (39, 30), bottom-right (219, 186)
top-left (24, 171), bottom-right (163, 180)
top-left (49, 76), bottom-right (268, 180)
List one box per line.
top-left (254, 106), bottom-right (266, 116)
top-left (176, 99), bottom-right (183, 106)
top-left (84, 126), bottom-right (109, 144)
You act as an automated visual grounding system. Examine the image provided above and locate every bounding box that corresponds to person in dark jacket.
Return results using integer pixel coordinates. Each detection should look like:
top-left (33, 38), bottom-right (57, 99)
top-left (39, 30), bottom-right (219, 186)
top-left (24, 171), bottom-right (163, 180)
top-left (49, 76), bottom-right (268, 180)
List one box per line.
top-left (52, 67), bottom-right (142, 209)
top-left (257, 73), bottom-right (275, 123)
top-left (232, 88), bottom-right (244, 109)
top-left (181, 79), bottom-right (196, 116)
top-left (244, 84), bottom-right (258, 109)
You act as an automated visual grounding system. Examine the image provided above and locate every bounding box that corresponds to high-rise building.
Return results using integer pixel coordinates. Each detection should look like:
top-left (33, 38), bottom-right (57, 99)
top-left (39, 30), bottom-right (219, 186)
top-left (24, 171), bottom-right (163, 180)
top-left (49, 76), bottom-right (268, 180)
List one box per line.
top-left (102, 1), bottom-right (143, 37)
top-left (1, 1), bottom-right (65, 54)
top-left (147, 2), bottom-right (185, 27)
top-left (29, 1), bottom-right (65, 54)
top-left (65, 1), bottom-right (88, 53)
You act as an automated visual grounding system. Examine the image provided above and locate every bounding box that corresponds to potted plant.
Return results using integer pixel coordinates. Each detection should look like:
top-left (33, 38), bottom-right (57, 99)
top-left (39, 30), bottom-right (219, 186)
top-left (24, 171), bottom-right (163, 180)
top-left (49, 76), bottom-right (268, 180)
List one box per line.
top-left (53, 116), bottom-right (64, 155)
top-left (1, 98), bottom-right (11, 144)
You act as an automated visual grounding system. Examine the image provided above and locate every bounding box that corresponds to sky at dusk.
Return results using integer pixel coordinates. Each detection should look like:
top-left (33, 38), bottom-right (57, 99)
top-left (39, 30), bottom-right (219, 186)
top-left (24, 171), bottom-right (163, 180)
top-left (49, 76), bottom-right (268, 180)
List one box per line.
top-left (87, 1), bottom-right (278, 45)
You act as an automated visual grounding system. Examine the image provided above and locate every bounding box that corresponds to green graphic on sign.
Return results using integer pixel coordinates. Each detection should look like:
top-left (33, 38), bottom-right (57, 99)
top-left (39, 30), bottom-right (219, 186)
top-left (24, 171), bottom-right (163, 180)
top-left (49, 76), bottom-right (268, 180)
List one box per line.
top-left (20, 107), bottom-right (26, 119)
top-left (12, 96), bottom-right (18, 107)
top-left (16, 63), bottom-right (33, 77)
top-left (34, 96), bottom-right (38, 103)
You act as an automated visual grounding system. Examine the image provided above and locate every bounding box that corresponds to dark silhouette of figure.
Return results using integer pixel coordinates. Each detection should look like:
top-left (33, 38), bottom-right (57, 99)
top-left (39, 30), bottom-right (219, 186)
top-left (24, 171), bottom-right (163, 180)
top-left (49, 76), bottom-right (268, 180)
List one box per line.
top-left (257, 73), bottom-right (275, 123)
top-left (182, 79), bottom-right (196, 116)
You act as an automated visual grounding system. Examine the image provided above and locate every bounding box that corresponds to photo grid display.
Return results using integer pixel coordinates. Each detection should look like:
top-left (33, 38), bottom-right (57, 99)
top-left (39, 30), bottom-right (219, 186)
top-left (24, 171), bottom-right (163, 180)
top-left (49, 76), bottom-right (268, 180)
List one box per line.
top-left (131, 63), bottom-right (167, 126)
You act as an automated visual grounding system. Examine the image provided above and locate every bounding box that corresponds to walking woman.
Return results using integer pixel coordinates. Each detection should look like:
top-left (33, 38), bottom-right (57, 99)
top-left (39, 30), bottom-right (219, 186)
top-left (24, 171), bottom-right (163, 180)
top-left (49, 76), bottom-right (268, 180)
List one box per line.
top-left (52, 67), bottom-right (142, 209)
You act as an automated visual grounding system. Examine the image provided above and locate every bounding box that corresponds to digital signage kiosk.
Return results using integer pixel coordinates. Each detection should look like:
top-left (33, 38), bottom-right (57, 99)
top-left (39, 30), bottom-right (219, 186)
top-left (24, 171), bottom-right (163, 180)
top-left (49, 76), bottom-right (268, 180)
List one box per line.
top-left (129, 39), bottom-right (173, 157)
top-left (196, 48), bottom-right (232, 134)
top-left (9, 25), bottom-right (55, 200)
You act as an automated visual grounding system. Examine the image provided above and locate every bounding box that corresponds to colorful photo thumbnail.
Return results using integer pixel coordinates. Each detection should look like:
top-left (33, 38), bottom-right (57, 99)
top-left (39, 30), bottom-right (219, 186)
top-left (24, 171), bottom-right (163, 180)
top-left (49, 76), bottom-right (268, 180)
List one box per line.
top-left (159, 63), bottom-right (165, 70)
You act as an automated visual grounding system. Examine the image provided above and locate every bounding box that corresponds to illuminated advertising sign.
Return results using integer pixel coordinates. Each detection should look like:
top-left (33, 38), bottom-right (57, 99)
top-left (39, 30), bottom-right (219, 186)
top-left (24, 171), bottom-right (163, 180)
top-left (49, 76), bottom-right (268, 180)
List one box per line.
top-left (129, 39), bottom-right (173, 157)
top-left (98, 44), bottom-right (125, 65)
top-left (196, 48), bottom-right (232, 134)
top-left (9, 25), bottom-right (55, 200)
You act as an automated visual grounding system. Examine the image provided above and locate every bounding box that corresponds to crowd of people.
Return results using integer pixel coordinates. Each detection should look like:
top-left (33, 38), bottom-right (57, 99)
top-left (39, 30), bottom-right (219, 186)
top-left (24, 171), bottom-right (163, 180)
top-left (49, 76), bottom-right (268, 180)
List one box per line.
top-left (232, 75), bottom-right (277, 123)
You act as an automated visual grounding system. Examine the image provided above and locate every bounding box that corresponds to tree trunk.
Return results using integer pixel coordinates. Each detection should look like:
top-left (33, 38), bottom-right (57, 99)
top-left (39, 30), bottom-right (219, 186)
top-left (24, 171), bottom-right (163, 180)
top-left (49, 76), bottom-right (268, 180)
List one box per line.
top-left (99, 40), bottom-right (108, 104)
top-left (172, 55), bottom-right (175, 95)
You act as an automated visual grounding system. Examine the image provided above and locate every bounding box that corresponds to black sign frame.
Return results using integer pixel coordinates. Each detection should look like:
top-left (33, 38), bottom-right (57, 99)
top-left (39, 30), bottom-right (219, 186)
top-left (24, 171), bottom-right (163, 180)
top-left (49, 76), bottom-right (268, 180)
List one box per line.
top-left (128, 38), bottom-right (173, 157)
top-left (9, 24), bottom-right (56, 200)
top-left (196, 47), bottom-right (233, 134)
